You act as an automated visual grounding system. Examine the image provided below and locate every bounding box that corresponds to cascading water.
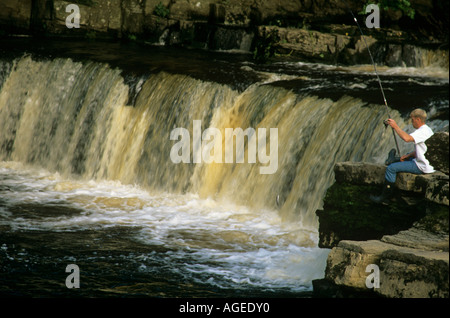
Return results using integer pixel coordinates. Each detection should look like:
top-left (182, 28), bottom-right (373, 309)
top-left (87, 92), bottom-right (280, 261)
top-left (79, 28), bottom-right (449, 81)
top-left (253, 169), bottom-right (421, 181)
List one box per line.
top-left (0, 55), bottom-right (405, 223)
top-left (0, 41), bottom-right (448, 297)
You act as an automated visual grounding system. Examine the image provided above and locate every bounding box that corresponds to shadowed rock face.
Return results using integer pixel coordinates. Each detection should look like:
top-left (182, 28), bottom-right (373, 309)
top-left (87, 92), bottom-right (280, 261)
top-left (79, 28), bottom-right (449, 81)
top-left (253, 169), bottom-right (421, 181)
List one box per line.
top-left (426, 132), bottom-right (449, 175)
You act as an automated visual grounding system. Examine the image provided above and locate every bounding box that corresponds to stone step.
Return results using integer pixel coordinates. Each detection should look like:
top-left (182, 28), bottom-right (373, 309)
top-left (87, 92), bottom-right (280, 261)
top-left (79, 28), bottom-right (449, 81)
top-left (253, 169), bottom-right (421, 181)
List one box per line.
top-left (324, 238), bottom-right (449, 297)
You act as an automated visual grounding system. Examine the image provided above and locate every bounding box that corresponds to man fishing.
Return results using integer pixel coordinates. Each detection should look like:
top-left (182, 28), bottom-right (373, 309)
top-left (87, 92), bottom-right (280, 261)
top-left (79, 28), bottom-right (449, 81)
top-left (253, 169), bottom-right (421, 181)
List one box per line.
top-left (370, 108), bottom-right (435, 205)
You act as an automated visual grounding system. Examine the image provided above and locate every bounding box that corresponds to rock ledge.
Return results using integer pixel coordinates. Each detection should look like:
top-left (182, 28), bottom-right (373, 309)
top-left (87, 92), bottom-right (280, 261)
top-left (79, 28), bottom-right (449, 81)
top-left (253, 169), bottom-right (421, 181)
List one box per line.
top-left (314, 161), bottom-right (449, 298)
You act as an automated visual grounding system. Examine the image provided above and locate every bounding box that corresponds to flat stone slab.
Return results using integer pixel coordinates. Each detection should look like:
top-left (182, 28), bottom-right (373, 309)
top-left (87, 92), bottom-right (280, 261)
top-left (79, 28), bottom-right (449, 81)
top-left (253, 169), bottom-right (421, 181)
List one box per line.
top-left (325, 239), bottom-right (449, 297)
top-left (381, 227), bottom-right (449, 252)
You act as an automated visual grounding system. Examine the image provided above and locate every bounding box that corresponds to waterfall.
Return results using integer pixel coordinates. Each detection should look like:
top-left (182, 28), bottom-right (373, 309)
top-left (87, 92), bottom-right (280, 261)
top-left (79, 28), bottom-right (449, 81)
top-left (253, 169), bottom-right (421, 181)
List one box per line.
top-left (0, 55), bottom-right (405, 229)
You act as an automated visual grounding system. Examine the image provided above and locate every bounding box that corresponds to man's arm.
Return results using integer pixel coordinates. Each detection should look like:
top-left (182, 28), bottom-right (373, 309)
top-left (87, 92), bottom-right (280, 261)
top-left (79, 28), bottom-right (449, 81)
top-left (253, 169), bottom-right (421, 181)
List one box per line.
top-left (400, 151), bottom-right (416, 161)
top-left (386, 119), bottom-right (414, 143)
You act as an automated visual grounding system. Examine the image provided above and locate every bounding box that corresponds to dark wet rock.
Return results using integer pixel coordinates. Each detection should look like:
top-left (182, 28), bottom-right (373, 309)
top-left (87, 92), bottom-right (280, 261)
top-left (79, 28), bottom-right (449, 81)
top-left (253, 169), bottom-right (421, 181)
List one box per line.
top-left (426, 132), bottom-right (449, 175)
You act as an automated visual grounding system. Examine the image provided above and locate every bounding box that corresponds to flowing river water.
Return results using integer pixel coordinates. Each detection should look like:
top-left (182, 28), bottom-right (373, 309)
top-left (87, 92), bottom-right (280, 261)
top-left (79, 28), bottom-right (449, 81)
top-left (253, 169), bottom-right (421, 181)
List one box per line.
top-left (0, 38), bottom-right (448, 297)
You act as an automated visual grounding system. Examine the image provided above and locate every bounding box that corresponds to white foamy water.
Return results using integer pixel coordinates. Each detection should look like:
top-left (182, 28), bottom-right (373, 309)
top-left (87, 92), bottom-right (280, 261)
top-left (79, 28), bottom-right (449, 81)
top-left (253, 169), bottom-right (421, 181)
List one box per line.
top-left (287, 61), bottom-right (449, 80)
top-left (0, 161), bottom-right (329, 292)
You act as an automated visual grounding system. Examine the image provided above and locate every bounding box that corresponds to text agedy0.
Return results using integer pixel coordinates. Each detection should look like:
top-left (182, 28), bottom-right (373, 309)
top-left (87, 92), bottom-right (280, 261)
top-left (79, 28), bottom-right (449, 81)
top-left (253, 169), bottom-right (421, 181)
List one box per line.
top-left (179, 302), bottom-right (270, 315)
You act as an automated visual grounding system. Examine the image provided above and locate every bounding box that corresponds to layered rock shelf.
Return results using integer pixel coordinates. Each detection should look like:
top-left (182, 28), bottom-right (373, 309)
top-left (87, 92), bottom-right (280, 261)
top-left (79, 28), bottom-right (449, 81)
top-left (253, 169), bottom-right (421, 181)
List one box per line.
top-left (1, 0), bottom-right (449, 67)
top-left (313, 133), bottom-right (449, 298)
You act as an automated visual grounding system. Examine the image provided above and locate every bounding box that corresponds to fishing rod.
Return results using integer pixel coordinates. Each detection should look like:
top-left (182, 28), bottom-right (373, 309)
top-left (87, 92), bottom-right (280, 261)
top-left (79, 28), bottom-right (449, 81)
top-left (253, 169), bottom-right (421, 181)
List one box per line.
top-left (343, 0), bottom-right (401, 156)
top-left (276, 2), bottom-right (403, 209)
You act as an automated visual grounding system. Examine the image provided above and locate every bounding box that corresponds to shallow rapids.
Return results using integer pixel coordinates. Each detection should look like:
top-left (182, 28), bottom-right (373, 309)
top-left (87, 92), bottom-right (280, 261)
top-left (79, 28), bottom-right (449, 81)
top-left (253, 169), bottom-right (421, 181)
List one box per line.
top-left (0, 161), bottom-right (328, 297)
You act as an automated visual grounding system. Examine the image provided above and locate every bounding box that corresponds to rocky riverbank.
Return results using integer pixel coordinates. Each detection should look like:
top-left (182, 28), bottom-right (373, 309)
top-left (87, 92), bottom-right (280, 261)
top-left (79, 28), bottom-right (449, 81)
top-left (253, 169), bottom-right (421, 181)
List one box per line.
top-left (313, 132), bottom-right (449, 298)
top-left (1, 0), bottom-right (449, 67)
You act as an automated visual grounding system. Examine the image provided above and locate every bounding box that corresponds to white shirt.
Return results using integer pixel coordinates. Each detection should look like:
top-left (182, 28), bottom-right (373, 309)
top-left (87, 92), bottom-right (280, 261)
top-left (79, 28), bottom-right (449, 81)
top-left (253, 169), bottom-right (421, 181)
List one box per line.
top-left (410, 124), bottom-right (435, 173)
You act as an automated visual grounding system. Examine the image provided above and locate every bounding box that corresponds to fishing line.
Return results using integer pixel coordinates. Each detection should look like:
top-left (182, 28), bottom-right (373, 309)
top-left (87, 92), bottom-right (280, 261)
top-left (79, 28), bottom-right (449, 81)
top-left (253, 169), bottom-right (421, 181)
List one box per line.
top-left (276, 2), bottom-right (402, 209)
top-left (343, 0), bottom-right (401, 156)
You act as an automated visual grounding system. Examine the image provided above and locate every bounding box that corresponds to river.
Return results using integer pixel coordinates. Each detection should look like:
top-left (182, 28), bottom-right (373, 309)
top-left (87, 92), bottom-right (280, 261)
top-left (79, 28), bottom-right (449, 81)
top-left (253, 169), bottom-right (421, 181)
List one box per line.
top-left (0, 38), bottom-right (448, 297)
